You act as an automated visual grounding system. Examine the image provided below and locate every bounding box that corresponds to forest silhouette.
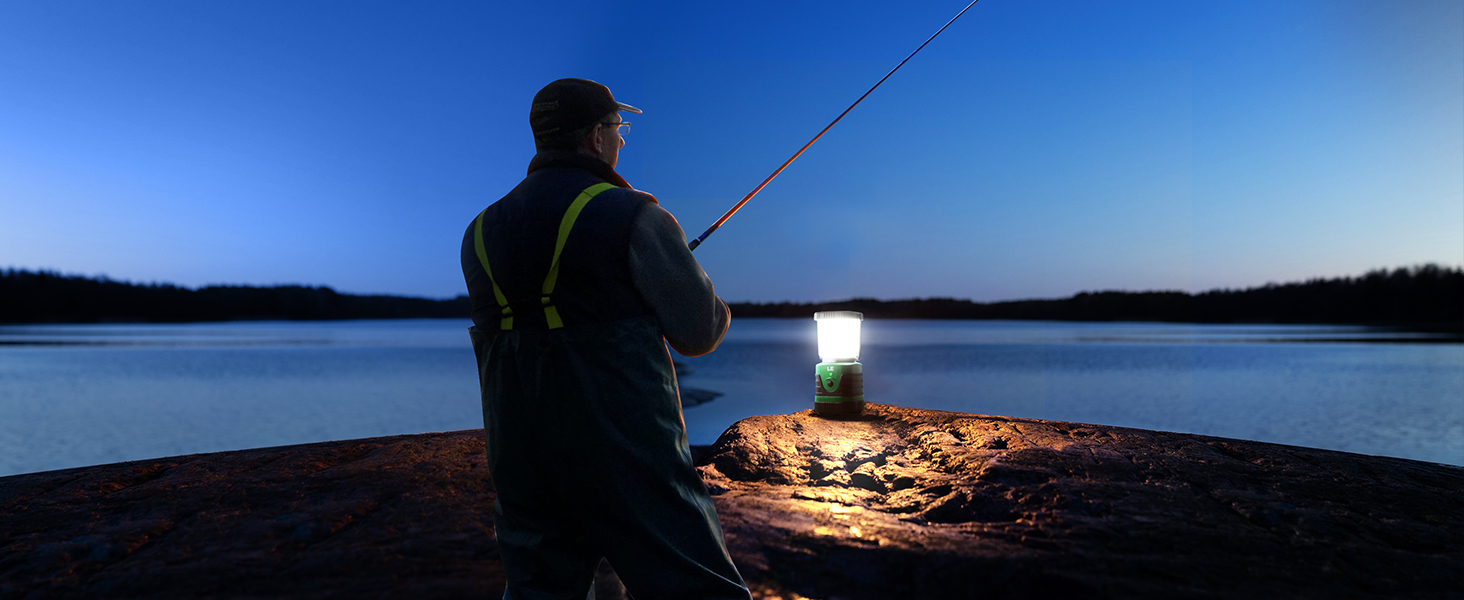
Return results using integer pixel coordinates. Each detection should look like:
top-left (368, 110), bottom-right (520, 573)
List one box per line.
top-left (2, 265), bottom-right (1459, 331)
top-left (731, 265), bottom-right (1462, 331)
top-left (0, 273), bottom-right (468, 323)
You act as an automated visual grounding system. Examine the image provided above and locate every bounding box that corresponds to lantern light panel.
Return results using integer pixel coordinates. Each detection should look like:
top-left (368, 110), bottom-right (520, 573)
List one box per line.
top-left (816, 314), bottom-right (861, 362)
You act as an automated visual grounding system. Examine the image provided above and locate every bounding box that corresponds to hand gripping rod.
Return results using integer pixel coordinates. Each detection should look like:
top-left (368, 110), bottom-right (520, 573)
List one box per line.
top-left (687, 0), bottom-right (982, 251)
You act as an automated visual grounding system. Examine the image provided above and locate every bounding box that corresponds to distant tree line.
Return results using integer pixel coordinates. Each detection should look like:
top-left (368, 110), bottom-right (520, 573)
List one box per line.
top-left (0, 269), bottom-right (469, 323)
top-left (2, 264), bottom-right (1459, 328)
top-left (728, 264), bottom-right (1463, 329)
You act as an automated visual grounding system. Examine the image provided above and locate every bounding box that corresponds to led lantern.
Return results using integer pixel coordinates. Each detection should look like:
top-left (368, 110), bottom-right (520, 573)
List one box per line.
top-left (814, 311), bottom-right (865, 416)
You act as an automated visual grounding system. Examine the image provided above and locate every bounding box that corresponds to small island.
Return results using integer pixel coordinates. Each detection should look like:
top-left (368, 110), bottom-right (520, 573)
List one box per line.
top-left (2, 404), bottom-right (1459, 598)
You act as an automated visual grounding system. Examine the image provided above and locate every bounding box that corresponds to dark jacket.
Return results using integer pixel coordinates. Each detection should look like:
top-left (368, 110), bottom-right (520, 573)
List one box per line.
top-left (462, 150), bottom-right (729, 354)
top-left (462, 150), bottom-right (654, 331)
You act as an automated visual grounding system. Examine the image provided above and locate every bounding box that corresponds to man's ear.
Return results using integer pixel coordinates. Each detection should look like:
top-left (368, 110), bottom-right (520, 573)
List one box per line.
top-left (587, 125), bottom-right (604, 155)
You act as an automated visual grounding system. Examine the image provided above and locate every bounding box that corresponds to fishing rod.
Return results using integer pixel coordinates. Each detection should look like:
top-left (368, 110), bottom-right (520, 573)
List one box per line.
top-left (687, 0), bottom-right (983, 251)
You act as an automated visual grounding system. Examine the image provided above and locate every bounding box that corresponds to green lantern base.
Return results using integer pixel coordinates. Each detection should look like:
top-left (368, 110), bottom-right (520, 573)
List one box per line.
top-left (814, 361), bottom-right (865, 416)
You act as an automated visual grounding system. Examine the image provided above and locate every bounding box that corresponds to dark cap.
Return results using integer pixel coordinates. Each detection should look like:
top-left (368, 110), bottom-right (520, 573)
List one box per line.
top-left (529, 78), bottom-right (641, 138)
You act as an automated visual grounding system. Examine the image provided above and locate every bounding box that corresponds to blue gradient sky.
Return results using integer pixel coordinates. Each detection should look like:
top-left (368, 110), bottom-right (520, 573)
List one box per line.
top-left (1, 0), bottom-right (1459, 302)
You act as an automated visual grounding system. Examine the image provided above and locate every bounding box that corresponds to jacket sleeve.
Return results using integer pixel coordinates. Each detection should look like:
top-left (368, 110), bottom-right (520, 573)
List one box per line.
top-left (628, 203), bottom-right (730, 357)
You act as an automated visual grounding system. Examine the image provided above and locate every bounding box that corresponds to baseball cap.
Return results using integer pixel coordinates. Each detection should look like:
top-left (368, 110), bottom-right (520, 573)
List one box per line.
top-left (530, 78), bottom-right (642, 138)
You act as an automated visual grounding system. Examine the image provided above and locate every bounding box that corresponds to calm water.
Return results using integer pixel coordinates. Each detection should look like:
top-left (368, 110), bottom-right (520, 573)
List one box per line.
top-left (0, 319), bottom-right (1459, 477)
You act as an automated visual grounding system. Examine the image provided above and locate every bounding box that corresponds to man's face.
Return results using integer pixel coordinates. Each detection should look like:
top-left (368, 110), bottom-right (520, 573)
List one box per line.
top-left (595, 115), bottom-right (625, 168)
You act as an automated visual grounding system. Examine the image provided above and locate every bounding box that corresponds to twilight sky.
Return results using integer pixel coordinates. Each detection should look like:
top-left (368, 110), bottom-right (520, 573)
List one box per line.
top-left (1, 0), bottom-right (1459, 302)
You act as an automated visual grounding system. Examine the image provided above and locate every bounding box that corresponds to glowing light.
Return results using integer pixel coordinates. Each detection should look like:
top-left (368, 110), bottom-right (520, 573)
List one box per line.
top-left (815, 311), bottom-right (862, 362)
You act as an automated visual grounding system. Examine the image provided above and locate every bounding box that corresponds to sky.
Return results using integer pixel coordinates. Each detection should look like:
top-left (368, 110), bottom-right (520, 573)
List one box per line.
top-left (0, 0), bottom-right (1460, 303)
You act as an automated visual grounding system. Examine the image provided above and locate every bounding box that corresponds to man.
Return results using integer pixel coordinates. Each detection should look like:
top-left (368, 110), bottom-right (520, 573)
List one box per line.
top-left (461, 78), bottom-right (751, 599)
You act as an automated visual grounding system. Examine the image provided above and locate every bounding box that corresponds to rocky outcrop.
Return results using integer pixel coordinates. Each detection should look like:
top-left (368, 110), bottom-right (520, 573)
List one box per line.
top-left (2, 404), bottom-right (1461, 599)
top-left (698, 404), bottom-right (1464, 599)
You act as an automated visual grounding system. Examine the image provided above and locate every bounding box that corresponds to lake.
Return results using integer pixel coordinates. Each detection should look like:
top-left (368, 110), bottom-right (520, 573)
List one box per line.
top-left (0, 318), bottom-right (1459, 477)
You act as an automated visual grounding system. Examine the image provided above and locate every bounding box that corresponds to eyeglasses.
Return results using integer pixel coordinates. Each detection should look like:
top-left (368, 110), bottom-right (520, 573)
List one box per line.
top-left (599, 121), bottom-right (630, 135)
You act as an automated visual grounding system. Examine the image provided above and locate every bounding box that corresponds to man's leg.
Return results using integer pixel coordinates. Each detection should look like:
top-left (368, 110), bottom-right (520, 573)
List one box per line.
top-left (479, 332), bottom-right (602, 599)
top-left (495, 498), bottom-right (602, 600)
top-left (550, 320), bottom-right (751, 599)
top-left (590, 461), bottom-right (751, 600)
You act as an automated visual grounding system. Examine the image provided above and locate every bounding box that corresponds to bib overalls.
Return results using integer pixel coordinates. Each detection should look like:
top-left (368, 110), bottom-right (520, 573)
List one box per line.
top-left (461, 153), bottom-right (749, 600)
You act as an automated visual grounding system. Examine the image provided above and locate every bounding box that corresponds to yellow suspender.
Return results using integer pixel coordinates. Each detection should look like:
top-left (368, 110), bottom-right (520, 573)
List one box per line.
top-left (473, 182), bottom-right (617, 330)
top-left (472, 209), bottom-right (514, 330)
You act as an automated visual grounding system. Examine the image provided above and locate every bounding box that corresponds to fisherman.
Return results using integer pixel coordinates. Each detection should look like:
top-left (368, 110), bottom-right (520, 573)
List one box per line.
top-left (461, 78), bottom-right (751, 599)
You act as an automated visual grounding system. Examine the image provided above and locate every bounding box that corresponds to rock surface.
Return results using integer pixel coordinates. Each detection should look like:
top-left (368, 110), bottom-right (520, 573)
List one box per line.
top-left (3, 404), bottom-right (1462, 599)
top-left (0, 431), bottom-right (502, 599)
top-left (699, 404), bottom-right (1464, 599)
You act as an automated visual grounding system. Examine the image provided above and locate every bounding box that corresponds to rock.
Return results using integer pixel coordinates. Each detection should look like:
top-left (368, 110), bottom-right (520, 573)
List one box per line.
top-left (680, 386), bottom-right (723, 408)
top-left (697, 404), bottom-right (1464, 599)
top-left (2, 404), bottom-right (1461, 599)
top-left (0, 430), bottom-right (506, 599)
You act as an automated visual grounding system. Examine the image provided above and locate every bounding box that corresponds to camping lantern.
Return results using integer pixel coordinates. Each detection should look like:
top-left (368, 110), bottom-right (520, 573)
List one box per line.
top-left (814, 311), bottom-right (865, 416)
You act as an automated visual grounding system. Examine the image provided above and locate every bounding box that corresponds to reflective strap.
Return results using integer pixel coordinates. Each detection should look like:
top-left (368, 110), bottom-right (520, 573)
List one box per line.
top-left (541, 296), bottom-right (562, 332)
top-left (473, 208), bottom-right (514, 330)
top-left (541, 182), bottom-right (616, 329)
